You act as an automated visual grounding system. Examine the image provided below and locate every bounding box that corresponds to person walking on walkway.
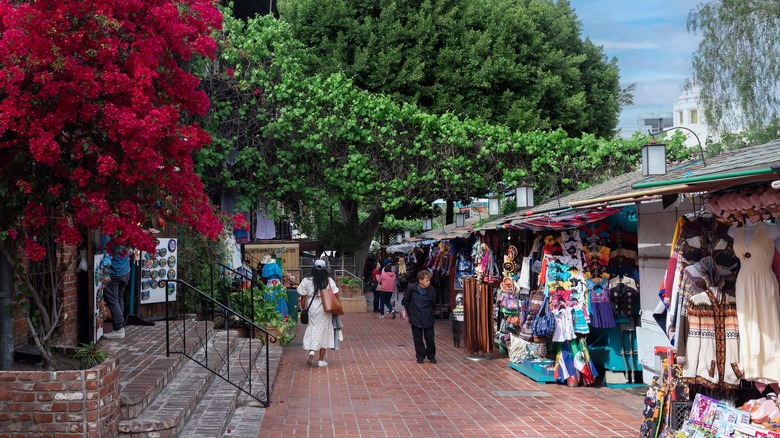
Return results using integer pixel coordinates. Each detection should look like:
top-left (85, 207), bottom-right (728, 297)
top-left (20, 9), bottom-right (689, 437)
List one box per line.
top-left (402, 270), bottom-right (438, 363)
top-left (297, 259), bottom-right (339, 367)
top-left (377, 264), bottom-right (397, 319)
top-left (101, 235), bottom-right (131, 340)
top-left (371, 261), bottom-right (382, 313)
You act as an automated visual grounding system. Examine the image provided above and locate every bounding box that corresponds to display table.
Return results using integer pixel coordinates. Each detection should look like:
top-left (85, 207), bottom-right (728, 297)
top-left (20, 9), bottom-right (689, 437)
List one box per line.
top-left (508, 358), bottom-right (556, 384)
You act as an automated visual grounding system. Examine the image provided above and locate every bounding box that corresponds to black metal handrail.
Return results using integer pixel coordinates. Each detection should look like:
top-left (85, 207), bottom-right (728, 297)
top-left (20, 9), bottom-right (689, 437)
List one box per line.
top-left (211, 262), bottom-right (262, 325)
top-left (164, 278), bottom-right (277, 407)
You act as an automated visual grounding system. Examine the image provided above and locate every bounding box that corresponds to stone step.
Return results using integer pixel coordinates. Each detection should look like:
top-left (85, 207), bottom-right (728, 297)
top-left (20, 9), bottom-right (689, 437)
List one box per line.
top-left (222, 342), bottom-right (284, 437)
top-left (102, 320), bottom-right (214, 421)
top-left (179, 337), bottom-right (282, 437)
top-left (117, 329), bottom-right (239, 437)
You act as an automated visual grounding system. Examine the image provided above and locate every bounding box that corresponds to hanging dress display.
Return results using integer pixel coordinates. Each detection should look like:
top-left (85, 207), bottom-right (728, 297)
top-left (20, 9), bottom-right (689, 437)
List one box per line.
top-left (679, 257), bottom-right (741, 388)
top-left (731, 222), bottom-right (780, 385)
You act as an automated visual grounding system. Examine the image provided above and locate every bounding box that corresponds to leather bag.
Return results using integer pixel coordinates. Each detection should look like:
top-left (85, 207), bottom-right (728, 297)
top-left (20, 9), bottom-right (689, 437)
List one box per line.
top-left (321, 287), bottom-right (344, 315)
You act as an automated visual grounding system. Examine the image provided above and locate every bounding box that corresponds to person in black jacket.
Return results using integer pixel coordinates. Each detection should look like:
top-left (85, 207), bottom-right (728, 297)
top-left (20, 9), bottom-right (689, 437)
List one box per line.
top-left (402, 270), bottom-right (438, 364)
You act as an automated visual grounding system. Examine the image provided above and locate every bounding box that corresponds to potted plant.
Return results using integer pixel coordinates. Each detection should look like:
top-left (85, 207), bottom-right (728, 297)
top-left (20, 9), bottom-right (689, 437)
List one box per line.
top-left (230, 283), bottom-right (290, 340)
top-left (270, 316), bottom-right (297, 346)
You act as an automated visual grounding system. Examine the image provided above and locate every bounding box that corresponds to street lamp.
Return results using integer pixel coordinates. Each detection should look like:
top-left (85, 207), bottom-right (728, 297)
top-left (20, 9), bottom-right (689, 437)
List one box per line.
top-left (642, 126), bottom-right (707, 176)
top-left (455, 212), bottom-right (466, 227)
top-left (488, 196), bottom-right (500, 216)
top-left (422, 217), bottom-right (433, 231)
top-left (515, 184), bottom-right (534, 209)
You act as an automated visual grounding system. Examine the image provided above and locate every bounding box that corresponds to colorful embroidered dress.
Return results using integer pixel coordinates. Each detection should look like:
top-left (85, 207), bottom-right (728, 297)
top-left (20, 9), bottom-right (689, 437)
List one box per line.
top-left (679, 257), bottom-right (741, 388)
top-left (586, 273), bottom-right (615, 328)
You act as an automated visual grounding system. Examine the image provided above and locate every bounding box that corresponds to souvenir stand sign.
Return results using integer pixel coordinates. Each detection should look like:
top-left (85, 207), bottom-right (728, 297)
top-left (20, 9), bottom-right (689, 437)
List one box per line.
top-left (93, 254), bottom-right (110, 341)
top-left (140, 238), bottom-right (178, 304)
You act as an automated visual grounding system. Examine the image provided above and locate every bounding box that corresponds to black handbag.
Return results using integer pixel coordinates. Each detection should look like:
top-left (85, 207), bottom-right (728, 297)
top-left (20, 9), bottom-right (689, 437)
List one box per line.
top-left (300, 289), bottom-right (318, 325)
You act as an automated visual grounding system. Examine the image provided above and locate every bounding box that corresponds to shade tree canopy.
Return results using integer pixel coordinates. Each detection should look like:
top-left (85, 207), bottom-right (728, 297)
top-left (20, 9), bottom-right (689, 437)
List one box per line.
top-left (196, 13), bottom-right (686, 268)
top-left (278, 0), bottom-right (628, 139)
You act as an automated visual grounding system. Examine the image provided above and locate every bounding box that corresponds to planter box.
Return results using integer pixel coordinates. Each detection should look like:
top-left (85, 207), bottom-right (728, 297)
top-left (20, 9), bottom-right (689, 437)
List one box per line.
top-left (338, 285), bottom-right (362, 298)
top-left (341, 297), bottom-right (367, 313)
top-left (0, 356), bottom-right (121, 437)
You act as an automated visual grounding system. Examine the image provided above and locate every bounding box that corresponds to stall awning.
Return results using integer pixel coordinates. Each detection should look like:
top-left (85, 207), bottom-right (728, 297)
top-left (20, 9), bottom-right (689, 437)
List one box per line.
top-left (506, 207), bottom-right (622, 231)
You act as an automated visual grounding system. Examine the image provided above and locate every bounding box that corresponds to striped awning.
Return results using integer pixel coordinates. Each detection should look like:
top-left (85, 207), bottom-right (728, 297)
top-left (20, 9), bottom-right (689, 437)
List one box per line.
top-left (506, 207), bottom-right (622, 231)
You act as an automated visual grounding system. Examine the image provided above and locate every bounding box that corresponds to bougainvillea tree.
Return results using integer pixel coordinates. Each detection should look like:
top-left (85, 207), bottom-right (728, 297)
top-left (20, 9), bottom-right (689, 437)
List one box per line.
top-left (0, 0), bottom-right (223, 366)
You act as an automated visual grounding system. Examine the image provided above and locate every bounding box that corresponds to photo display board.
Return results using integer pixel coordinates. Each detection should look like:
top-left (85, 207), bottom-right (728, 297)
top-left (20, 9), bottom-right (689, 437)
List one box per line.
top-left (140, 238), bottom-right (178, 304)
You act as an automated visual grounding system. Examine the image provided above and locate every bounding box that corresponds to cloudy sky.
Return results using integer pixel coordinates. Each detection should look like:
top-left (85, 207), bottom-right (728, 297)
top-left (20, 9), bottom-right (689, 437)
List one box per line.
top-left (569, 0), bottom-right (704, 135)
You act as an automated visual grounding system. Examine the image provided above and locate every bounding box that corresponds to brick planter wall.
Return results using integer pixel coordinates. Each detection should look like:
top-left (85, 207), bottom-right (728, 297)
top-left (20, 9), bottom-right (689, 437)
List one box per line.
top-left (0, 356), bottom-right (120, 437)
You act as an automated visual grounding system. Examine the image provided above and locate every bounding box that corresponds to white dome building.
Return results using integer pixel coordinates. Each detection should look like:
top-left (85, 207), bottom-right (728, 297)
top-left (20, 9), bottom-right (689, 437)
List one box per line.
top-left (672, 79), bottom-right (712, 148)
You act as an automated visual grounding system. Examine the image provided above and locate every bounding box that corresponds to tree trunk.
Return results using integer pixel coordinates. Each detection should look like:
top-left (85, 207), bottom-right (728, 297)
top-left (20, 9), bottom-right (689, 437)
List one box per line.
top-left (446, 200), bottom-right (454, 225)
top-left (0, 241), bottom-right (14, 369)
top-left (338, 200), bottom-right (383, 285)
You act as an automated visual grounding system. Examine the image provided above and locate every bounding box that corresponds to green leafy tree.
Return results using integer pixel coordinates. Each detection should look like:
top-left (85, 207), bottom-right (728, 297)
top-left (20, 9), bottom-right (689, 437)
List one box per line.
top-left (196, 12), bottom-right (681, 277)
top-left (279, 0), bottom-right (628, 138)
top-left (688, 0), bottom-right (780, 133)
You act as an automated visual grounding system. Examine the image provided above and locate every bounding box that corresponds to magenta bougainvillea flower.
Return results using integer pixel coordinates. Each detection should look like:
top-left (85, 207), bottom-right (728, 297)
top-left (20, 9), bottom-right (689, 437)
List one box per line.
top-left (0, 0), bottom-right (224, 259)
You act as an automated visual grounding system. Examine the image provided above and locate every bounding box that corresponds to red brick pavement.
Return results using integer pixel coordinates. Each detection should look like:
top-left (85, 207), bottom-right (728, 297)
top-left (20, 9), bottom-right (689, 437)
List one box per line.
top-left (260, 311), bottom-right (645, 438)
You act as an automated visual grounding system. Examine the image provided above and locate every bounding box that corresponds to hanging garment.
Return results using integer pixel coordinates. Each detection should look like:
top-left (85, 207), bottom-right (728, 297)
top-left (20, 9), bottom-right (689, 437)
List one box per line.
top-left (732, 222), bottom-right (780, 384)
top-left (552, 306), bottom-right (576, 342)
top-left (571, 299), bottom-right (590, 334)
top-left (679, 257), bottom-right (742, 388)
top-left (255, 211), bottom-right (277, 239)
top-left (586, 273), bottom-right (615, 328)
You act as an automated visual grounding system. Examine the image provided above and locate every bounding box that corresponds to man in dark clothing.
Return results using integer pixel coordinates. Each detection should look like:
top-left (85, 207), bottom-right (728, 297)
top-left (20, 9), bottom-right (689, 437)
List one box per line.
top-left (402, 270), bottom-right (438, 364)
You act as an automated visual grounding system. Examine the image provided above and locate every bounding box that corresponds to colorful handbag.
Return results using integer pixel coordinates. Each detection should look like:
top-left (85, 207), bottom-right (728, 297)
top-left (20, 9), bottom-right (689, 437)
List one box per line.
top-left (531, 295), bottom-right (556, 338)
top-left (501, 291), bottom-right (519, 311)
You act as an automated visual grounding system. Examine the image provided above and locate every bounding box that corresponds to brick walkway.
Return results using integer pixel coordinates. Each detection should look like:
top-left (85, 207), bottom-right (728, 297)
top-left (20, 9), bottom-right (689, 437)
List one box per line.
top-left (260, 311), bottom-right (644, 438)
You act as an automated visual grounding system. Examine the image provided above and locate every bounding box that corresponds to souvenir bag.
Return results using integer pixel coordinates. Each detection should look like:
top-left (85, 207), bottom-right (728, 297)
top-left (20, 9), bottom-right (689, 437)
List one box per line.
top-left (505, 315), bottom-right (522, 334)
top-left (531, 295), bottom-right (556, 338)
top-left (501, 291), bottom-right (519, 312)
top-left (518, 288), bottom-right (545, 341)
top-left (300, 289), bottom-right (317, 324)
top-left (320, 287), bottom-right (344, 315)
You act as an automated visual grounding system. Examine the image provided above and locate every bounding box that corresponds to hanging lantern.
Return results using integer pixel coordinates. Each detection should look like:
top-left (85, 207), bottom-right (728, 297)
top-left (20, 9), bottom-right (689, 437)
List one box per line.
top-left (641, 137), bottom-right (667, 176)
top-left (488, 197), bottom-right (500, 216)
top-left (456, 212), bottom-right (466, 227)
top-left (515, 184), bottom-right (535, 209)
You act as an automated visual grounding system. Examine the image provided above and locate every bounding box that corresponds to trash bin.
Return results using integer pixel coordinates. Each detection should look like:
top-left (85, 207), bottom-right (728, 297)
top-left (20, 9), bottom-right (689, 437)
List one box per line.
top-left (286, 288), bottom-right (299, 322)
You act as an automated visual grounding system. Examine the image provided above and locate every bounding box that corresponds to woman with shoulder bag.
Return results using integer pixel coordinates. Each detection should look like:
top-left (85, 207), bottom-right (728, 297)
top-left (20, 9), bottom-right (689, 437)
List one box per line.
top-left (297, 260), bottom-right (339, 367)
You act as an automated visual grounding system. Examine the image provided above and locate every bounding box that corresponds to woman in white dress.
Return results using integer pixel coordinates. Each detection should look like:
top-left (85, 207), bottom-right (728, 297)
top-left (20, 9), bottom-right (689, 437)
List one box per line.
top-left (297, 259), bottom-right (339, 367)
